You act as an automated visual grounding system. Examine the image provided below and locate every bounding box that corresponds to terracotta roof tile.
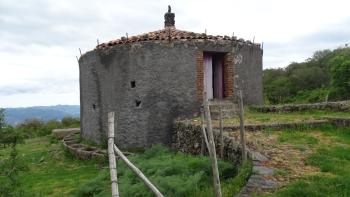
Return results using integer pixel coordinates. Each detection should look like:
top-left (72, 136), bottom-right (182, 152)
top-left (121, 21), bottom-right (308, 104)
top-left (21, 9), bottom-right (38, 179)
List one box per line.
top-left (97, 27), bottom-right (260, 49)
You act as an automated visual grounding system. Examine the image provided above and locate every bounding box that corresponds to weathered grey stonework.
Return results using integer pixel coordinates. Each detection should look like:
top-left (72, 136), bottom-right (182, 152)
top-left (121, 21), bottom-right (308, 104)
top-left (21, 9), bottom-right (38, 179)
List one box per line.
top-left (172, 119), bottom-right (242, 164)
top-left (233, 44), bottom-right (263, 104)
top-left (52, 128), bottom-right (80, 139)
top-left (252, 100), bottom-right (350, 113)
top-left (79, 38), bottom-right (263, 148)
top-left (172, 120), bottom-right (279, 196)
top-left (62, 132), bottom-right (106, 160)
top-left (79, 7), bottom-right (263, 148)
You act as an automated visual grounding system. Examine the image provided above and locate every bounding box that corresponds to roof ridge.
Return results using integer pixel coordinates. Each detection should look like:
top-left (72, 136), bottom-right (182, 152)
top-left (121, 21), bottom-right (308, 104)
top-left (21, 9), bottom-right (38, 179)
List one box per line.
top-left (96, 27), bottom-right (260, 49)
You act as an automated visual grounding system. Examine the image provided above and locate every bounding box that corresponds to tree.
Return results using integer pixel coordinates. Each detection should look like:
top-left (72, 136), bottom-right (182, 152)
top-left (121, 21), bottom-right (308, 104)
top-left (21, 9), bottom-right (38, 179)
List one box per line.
top-left (329, 48), bottom-right (350, 100)
top-left (0, 108), bottom-right (5, 129)
top-left (0, 109), bottom-right (8, 147)
top-left (263, 46), bottom-right (349, 104)
top-left (0, 109), bottom-right (27, 196)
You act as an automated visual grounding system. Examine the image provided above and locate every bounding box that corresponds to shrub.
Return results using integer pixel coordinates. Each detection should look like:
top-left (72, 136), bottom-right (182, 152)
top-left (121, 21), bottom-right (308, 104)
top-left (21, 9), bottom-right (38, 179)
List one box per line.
top-left (61, 116), bottom-right (80, 128)
top-left (15, 118), bottom-right (45, 138)
top-left (14, 116), bottom-right (79, 139)
top-left (0, 126), bottom-right (27, 196)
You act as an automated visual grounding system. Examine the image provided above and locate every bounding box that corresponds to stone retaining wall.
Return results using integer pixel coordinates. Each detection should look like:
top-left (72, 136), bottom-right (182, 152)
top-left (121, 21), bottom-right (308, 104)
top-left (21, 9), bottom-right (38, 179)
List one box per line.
top-left (326, 117), bottom-right (350, 127)
top-left (218, 118), bottom-right (350, 132)
top-left (220, 120), bottom-right (329, 132)
top-left (172, 120), bottom-right (278, 196)
top-left (173, 117), bottom-right (350, 196)
top-left (252, 101), bottom-right (350, 113)
top-left (52, 128), bottom-right (81, 139)
top-left (62, 133), bottom-right (106, 160)
top-left (172, 120), bottom-right (242, 165)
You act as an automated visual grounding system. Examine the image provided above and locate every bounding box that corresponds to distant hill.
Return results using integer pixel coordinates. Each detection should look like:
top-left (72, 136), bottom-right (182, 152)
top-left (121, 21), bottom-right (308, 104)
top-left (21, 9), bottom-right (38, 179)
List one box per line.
top-left (4, 105), bottom-right (80, 125)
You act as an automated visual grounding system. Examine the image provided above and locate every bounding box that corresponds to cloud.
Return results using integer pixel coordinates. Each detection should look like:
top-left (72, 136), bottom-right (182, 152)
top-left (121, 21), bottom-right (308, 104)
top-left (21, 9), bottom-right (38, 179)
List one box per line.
top-left (264, 17), bottom-right (350, 68)
top-left (0, 0), bottom-right (350, 107)
top-left (0, 77), bottom-right (78, 95)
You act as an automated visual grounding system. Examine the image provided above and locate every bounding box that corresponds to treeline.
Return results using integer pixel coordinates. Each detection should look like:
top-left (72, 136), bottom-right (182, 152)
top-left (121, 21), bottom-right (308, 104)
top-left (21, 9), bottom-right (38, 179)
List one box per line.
top-left (0, 108), bottom-right (80, 146)
top-left (264, 46), bottom-right (350, 104)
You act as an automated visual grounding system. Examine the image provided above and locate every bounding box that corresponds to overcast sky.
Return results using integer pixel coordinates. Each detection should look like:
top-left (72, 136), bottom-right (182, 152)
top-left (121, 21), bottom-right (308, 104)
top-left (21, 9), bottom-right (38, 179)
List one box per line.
top-left (1, 0), bottom-right (349, 107)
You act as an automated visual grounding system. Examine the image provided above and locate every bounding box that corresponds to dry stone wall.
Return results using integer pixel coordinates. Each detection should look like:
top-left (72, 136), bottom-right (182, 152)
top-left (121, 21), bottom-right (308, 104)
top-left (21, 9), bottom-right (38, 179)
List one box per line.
top-left (172, 120), bottom-right (279, 196)
top-left (252, 101), bottom-right (350, 113)
top-left (62, 133), bottom-right (106, 160)
top-left (172, 117), bottom-right (350, 196)
top-left (172, 120), bottom-right (242, 165)
top-left (52, 128), bottom-right (80, 139)
top-left (221, 120), bottom-right (329, 132)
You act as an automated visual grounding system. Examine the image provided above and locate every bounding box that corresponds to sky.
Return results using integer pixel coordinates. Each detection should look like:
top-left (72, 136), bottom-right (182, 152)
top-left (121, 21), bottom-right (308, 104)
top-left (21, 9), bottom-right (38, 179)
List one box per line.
top-left (1, 0), bottom-right (349, 107)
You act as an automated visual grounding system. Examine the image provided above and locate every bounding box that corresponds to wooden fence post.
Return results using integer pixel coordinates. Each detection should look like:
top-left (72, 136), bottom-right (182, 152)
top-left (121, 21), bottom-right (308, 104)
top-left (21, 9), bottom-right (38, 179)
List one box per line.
top-left (219, 102), bottom-right (224, 158)
top-left (238, 91), bottom-right (247, 161)
top-left (203, 92), bottom-right (222, 197)
top-left (201, 106), bottom-right (210, 156)
top-left (108, 112), bottom-right (119, 197)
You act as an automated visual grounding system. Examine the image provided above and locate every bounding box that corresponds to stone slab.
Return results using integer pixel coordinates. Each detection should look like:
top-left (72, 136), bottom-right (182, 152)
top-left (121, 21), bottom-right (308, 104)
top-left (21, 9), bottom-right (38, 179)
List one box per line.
top-left (52, 128), bottom-right (80, 139)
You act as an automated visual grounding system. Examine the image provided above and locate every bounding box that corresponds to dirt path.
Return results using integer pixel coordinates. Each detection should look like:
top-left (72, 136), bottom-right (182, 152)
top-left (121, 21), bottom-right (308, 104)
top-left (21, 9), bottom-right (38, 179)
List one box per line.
top-left (228, 130), bottom-right (333, 187)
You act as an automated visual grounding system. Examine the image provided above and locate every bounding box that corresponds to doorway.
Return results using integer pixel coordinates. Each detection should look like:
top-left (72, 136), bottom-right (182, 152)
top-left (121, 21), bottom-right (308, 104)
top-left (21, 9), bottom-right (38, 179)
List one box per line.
top-left (203, 52), bottom-right (225, 100)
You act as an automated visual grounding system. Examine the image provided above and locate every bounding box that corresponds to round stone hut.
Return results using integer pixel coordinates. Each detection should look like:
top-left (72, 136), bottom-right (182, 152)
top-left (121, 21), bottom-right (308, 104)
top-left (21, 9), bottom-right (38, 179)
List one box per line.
top-left (79, 6), bottom-right (263, 148)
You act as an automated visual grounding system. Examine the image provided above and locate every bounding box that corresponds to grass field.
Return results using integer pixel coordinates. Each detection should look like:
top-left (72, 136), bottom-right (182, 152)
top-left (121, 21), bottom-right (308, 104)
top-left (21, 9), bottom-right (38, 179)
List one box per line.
top-left (1, 109), bottom-right (349, 196)
top-left (0, 136), bottom-right (251, 197)
top-left (208, 109), bottom-right (350, 126)
top-left (256, 125), bottom-right (350, 197)
top-left (0, 137), bottom-right (104, 196)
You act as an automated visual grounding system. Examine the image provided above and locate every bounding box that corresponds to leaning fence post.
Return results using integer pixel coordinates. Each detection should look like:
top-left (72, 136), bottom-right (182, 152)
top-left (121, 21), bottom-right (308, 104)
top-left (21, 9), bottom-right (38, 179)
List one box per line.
top-left (203, 92), bottom-right (222, 197)
top-left (200, 106), bottom-right (211, 156)
top-left (238, 91), bottom-right (247, 161)
top-left (108, 112), bottom-right (119, 197)
top-left (219, 102), bottom-right (224, 158)
top-left (113, 144), bottom-right (164, 197)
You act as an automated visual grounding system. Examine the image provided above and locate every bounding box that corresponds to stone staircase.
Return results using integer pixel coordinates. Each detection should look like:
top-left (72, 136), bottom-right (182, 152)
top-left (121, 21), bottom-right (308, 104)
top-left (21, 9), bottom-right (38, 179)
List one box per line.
top-left (209, 99), bottom-right (238, 120)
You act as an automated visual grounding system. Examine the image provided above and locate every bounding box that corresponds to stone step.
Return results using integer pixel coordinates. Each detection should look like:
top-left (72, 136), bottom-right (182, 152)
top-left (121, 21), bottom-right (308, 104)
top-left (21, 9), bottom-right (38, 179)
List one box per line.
top-left (210, 104), bottom-right (237, 111)
top-left (208, 100), bottom-right (239, 119)
top-left (209, 100), bottom-right (238, 120)
top-left (210, 110), bottom-right (238, 119)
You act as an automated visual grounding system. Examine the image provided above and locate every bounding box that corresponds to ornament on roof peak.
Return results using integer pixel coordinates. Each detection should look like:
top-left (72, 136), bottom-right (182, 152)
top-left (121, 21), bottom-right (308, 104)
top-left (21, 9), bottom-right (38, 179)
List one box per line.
top-left (164, 5), bottom-right (175, 28)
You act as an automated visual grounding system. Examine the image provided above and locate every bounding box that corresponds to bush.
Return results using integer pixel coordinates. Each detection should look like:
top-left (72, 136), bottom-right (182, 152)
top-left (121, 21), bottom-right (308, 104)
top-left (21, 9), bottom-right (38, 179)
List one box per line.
top-left (0, 125), bottom-right (27, 196)
top-left (0, 108), bottom-right (5, 129)
top-left (13, 116), bottom-right (79, 139)
top-left (75, 170), bottom-right (108, 197)
top-left (16, 118), bottom-right (45, 138)
top-left (61, 116), bottom-right (80, 128)
top-left (292, 88), bottom-right (329, 103)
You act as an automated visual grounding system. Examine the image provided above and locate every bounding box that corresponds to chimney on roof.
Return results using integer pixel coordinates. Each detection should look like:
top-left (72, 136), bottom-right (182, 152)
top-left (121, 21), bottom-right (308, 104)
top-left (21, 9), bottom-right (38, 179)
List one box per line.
top-left (164, 5), bottom-right (175, 28)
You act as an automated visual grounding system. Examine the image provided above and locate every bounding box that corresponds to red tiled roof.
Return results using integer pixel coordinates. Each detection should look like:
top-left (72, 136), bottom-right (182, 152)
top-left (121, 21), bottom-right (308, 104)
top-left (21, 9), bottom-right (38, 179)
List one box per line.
top-left (96, 27), bottom-right (260, 49)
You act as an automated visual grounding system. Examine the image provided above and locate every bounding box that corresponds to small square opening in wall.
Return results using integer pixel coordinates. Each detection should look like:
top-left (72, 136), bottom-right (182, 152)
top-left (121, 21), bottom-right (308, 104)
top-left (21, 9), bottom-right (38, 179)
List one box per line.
top-left (135, 99), bottom-right (141, 107)
top-left (92, 104), bottom-right (96, 110)
top-left (130, 81), bottom-right (136, 88)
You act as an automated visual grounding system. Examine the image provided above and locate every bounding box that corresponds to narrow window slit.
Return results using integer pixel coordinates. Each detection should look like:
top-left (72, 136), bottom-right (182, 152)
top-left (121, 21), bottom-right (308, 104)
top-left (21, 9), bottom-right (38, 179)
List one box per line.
top-left (135, 100), bottom-right (141, 107)
top-left (131, 81), bottom-right (136, 88)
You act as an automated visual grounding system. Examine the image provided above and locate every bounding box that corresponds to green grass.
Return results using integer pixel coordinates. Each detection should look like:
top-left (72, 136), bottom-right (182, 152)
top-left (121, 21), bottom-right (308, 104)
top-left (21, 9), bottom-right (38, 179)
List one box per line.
top-left (0, 136), bottom-right (105, 196)
top-left (260, 126), bottom-right (350, 197)
top-left (76, 144), bottom-right (247, 197)
top-left (0, 137), bottom-right (249, 197)
top-left (278, 129), bottom-right (319, 151)
top-left (210, 109), bottom-right (350, 126)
